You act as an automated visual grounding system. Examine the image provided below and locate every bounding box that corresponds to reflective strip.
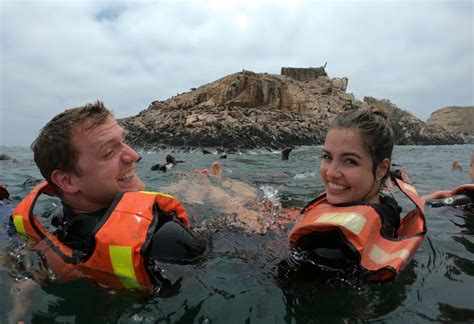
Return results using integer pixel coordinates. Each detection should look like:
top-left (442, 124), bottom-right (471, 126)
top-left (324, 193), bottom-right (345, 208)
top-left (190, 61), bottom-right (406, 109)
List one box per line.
top-left (402, 183), bottom-right (418, 195)
top-left (139, 191), bottom-right (173, 198)
top-left (368, 244), bottom-right (410, 265)
top-left (109, 245), bottom-right (140, 289)
top-left (13, 215), bottom-right (26, 235)
top-left (315, 212), bottom-right (366, 235)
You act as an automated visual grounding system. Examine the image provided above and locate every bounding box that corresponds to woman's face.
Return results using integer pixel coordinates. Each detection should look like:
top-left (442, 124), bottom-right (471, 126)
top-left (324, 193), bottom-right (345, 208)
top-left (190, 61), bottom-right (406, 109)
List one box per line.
top-left (320, 128), bottom-right (388, 205)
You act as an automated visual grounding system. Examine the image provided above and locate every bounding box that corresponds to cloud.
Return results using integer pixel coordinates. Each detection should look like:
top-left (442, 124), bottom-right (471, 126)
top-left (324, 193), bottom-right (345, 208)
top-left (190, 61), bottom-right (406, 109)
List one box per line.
top-left (1, 0), bottom-right (472, 146)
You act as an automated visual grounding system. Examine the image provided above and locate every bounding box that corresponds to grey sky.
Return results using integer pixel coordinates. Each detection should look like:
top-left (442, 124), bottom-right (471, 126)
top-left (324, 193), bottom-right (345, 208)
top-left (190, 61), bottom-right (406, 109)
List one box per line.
top-left (1, 0), bottom-right (472, 146)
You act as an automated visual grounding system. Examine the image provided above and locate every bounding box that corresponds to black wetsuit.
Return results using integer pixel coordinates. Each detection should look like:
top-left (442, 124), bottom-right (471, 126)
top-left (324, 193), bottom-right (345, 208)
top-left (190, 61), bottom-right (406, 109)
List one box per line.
top-left (51, 202), bottom-right (205, 265)
top-left (372, 195), bottom-right (402, 238)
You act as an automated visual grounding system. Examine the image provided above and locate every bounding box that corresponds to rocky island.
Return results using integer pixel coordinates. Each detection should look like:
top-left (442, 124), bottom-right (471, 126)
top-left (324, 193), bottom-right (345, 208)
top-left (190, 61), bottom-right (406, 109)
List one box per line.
top-left (426, 106), bottom-right (474, 143)
top-left (120, 67), bottom-right (464, 151)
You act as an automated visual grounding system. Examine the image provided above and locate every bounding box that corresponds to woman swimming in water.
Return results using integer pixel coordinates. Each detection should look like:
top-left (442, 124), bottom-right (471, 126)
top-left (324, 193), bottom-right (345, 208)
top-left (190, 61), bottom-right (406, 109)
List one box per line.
top-left (286, 108), bottom-right (426, 281)
top-left (318, 108), bottom-right (399, 236)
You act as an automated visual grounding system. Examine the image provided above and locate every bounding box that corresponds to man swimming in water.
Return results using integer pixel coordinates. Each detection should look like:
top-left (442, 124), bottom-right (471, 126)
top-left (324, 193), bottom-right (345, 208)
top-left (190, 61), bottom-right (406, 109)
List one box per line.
top-left (10, 101), bottom-right (206, 291)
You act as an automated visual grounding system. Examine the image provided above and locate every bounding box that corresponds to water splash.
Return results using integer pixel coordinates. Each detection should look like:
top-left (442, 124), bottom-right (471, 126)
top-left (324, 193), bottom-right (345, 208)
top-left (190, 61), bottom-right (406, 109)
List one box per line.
top-left (259, 184), bottom-right (283, 232)
top-left (293, 171), bottom-right (318, 180)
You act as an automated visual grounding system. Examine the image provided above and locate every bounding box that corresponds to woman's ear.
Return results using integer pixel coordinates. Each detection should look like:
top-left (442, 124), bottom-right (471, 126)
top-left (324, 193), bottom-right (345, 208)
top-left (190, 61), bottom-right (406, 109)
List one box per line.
top-left (51, 170), bottom-right (79, 194)
top-left (376, 158), bottom-right (390, 181)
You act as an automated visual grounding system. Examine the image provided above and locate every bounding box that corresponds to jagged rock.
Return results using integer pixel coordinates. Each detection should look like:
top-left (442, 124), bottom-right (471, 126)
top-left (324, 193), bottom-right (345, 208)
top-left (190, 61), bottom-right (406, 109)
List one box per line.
top-left (119, 68), bottom-right (465, 150)
top-left (331, 77), bottom-right (348, 91)
top-left (362, 97), bottom-right (463, 145)
top-left (426, 106), bottom-right (474, 143)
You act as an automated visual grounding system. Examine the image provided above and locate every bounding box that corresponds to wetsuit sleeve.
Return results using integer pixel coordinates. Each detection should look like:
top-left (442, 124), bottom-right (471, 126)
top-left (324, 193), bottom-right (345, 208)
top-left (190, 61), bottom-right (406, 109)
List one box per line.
top-left (146, 207), bottom-right (206, 263)
top-left (155, 194), bottom-right (189, 228)
top-left (373, 196), bottom-right (402, 238)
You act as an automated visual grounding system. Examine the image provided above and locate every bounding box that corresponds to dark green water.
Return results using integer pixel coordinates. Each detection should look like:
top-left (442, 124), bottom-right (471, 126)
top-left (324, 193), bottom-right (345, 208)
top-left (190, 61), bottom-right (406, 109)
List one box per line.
top-left (0, 145), bottom-right (473, 323)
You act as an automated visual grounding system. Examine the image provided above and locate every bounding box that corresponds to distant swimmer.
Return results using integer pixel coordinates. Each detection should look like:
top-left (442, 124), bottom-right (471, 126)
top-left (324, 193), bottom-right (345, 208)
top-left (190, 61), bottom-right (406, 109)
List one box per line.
top-left (452, 160), bottom-right (463, 171)
top-left (423, 153), bottom-right (474, 208)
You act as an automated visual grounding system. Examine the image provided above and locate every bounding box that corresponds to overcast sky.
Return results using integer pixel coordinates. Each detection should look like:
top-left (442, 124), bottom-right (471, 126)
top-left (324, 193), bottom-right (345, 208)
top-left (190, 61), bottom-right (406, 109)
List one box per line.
top-left (1, 0), bottom-right (472, 146)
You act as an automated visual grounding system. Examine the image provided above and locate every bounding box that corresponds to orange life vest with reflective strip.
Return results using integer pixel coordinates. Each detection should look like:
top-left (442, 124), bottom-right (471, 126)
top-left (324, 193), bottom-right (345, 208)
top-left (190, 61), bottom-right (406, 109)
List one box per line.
top-left (289, 178), bottom-right (426, 281)
top-left (12, 181), bottom-right (189, 291)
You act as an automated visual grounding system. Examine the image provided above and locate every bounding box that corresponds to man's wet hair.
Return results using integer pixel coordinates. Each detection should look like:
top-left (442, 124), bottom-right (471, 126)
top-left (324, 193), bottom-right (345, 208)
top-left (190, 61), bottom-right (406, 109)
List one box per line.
top-left (31, 101), bottom-right (112, 193)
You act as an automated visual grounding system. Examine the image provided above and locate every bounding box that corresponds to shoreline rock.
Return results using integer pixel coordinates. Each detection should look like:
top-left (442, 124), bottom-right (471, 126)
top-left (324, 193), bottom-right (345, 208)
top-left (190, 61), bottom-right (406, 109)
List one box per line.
top-left (120, 68), bottom-right (465, 150)
top-left (426, 106), bottom-right (474, 144)
top-left (362, 97), bottom-right (464, 145)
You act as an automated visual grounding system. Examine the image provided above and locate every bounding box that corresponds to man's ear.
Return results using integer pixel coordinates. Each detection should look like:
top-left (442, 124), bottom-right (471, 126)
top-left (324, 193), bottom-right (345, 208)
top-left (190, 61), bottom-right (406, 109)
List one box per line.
top-left (376, 158), bottom-right (390, 181)
top-left (51, 170), bottom-right (79, 194)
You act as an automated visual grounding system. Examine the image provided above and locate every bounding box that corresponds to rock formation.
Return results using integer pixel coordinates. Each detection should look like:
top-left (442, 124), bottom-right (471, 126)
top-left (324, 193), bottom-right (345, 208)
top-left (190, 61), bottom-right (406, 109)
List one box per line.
top-left (362, 97), bottom-right (464, 145)
top-left (426, 106), bottom-right (474, 143)
top-left (120, 68), bottom-right (464, 151)
top-left (281, 67), bottom-right (327, 81)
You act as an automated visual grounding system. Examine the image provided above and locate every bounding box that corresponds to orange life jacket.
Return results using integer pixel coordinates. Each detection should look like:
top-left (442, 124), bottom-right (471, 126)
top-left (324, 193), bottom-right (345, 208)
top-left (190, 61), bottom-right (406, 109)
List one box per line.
top-left (289, 177), bottom-right (426, 281)
top-left (12, 181), bottom-right (189, 291)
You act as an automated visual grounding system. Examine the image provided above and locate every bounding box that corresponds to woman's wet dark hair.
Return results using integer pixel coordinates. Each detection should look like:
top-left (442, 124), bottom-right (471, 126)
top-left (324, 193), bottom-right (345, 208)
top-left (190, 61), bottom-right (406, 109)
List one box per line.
top-left (328, 108), bottom-right (394, 182)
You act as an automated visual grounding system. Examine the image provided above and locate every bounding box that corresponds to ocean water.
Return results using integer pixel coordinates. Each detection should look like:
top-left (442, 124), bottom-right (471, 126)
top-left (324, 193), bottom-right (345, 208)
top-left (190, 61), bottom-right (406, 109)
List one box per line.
top-left (0, 144), bottom-right (473, 323)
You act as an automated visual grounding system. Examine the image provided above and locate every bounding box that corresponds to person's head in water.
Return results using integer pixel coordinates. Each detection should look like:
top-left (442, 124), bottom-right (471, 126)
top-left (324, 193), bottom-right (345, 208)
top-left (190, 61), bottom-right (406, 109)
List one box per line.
top-left (320, 109), bottom-right (393, 205)
top-left (210, 162), bottom-right (222, 176)
top-left (452, 160), bottom-right (463, 172)
top-left (31, 101), bottom-right (144, 213)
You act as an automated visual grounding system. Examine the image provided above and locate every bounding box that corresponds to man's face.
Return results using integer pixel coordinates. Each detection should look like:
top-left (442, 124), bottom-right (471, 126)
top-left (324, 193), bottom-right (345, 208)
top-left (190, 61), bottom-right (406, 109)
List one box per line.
top-left (69, 116), bottom-right (144, 210)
